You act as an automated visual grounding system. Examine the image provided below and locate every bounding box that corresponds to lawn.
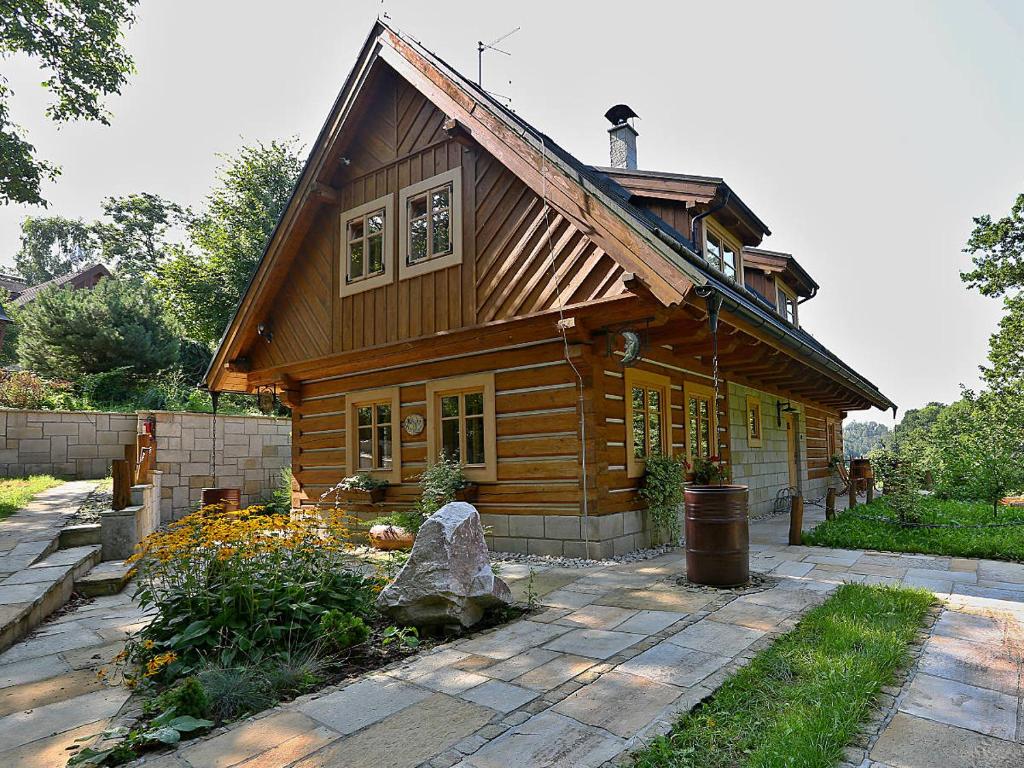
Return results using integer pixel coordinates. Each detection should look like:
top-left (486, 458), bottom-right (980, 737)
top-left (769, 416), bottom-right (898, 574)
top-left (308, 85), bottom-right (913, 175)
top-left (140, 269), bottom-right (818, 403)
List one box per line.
top-left (631, 584), bottom-right (933, 768)
top-left (803, 497), bottom-right (1024, 561)
top-left (0, 475), bottom-right (62, 522)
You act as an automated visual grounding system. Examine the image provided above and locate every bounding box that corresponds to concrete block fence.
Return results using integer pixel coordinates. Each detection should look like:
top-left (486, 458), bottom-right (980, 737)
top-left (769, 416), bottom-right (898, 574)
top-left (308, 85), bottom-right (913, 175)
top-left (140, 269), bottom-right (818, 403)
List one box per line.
top-left (0, 408), bottom-right (291, 522)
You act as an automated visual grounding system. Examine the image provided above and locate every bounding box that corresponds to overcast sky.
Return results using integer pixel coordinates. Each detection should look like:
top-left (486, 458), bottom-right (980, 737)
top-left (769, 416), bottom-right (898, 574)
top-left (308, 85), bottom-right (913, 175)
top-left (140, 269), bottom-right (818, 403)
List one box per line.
top-left (2, 0), bottom-right (1021, 425)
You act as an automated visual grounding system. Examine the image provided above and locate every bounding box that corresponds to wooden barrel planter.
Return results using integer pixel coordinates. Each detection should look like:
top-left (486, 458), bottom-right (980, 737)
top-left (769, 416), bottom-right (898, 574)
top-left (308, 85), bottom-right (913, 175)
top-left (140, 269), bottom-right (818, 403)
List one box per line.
top-left (368, 524), bottom-right (415, 551)
top-left (201, 487), bottom-right (242, 513)
top-left (684, 484), bottom-right (750, 587)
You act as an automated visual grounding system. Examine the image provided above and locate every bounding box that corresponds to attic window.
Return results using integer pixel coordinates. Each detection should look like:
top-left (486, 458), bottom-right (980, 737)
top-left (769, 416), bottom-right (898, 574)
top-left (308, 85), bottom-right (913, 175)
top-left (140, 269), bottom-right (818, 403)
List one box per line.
top-left (399, 168), bottom-right (463, 281)
top-left (777, 284), bottom-right (797, 325)
top-left (339, 194), bottom-right (394, 298)
top-left (704, 225), bottom-right (737, 280)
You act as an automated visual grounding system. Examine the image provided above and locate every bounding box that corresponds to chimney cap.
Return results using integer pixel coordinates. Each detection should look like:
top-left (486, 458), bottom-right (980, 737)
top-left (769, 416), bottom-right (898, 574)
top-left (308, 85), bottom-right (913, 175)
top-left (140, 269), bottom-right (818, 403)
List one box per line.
top-left (604, 104), bottom-right (639, 127)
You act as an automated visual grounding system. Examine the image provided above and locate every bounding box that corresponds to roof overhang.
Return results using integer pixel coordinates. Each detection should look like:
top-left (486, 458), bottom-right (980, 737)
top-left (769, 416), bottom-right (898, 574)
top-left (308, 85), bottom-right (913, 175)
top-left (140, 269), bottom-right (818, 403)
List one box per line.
top-left (743, 247), bottom-right (819, 298)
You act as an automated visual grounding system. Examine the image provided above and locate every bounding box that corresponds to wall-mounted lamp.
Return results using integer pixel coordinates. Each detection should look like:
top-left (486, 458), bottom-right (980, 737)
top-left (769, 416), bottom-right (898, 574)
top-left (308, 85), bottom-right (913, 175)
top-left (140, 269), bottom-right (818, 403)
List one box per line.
top-left (776, 400), bottom-right (798, 426)
top-left (257, 321), bottom-right (273, 344)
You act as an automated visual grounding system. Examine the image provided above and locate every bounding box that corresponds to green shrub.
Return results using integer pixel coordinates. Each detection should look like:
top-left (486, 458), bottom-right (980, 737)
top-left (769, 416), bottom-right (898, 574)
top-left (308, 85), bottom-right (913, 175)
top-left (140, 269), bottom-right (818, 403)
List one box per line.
top-left (640, 453), bottom-right (686, 545)
top-left (195, 663), bottom-right (275, 723)
top-left (420, 453), bottom-right (469, 515)
top-left (147, 676), bottom-right (209, 720)
top-left (319, 610), bottom-right (370, 650)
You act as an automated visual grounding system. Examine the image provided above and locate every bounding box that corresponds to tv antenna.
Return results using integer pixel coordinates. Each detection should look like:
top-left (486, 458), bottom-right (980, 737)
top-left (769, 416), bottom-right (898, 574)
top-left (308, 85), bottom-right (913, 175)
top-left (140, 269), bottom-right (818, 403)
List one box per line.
top-left (477, 26), bottom-right (520, 87)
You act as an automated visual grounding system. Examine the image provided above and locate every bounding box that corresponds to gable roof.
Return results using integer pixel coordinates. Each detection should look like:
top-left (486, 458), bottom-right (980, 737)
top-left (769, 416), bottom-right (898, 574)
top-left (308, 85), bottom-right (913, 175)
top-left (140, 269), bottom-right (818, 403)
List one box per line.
top-left (12, 263), bottom-right (111, 307)
top-left (204, 21), bottom-right (893, 413)
top-left (743, 247), bottom-right (819, 298)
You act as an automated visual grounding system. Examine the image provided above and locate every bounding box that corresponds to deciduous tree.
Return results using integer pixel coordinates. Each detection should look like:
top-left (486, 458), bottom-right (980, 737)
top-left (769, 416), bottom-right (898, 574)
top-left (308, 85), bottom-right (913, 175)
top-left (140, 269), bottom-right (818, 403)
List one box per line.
top-left (0, 0), bottom-right (140, 205)
top-left (14, 215), bottom-right (97, 282)
top-left (93, 192), bottom-right (185, 282)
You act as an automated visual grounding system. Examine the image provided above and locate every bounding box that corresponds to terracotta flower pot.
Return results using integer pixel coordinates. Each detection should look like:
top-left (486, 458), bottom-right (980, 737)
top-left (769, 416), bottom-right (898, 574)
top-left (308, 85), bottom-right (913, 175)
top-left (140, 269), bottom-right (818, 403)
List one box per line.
top-left (368, 524), bottom-right (415, 551)
top-left (684, 484), bottom-right (750, 587)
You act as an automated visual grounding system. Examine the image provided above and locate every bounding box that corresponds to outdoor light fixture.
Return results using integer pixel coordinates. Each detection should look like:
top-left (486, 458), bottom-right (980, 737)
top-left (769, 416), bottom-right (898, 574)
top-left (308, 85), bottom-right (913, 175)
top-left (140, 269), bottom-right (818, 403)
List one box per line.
top-left (776, 400), bottom-right (799, 426)
top-left (257, 321), bottom-right (273, 344)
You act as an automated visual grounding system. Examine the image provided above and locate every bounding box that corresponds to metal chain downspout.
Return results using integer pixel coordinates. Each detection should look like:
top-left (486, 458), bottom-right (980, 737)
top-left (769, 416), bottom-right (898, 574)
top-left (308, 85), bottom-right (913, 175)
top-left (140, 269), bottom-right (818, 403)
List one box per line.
top-left (695, 286), bottom-right (726, 482)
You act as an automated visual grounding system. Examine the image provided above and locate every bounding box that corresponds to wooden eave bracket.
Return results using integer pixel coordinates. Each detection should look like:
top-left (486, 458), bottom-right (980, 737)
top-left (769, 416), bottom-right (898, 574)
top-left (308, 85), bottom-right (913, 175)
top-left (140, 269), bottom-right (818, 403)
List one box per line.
top-left (309, 182), bottom-right (341, 207)
top-left (442, 117), bottom-right (474, 147)
top-left (225, 357), bottom-right (251, 373)
top-left (277, 374), bottom-right (302, 409)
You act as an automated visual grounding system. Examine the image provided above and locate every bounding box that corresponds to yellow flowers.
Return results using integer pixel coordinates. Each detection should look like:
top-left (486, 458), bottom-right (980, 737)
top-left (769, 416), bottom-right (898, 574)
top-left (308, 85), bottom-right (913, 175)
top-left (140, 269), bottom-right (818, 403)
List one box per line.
top-left (145, 651), bottom-right (178, 677)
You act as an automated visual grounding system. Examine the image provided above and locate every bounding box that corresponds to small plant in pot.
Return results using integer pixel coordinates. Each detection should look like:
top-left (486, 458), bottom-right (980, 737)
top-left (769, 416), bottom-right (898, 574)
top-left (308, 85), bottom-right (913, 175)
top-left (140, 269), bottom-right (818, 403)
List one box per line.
top-left (335, 474), bottom-right (389, 504)
top-left (690, 456), bottom-right (728, 485)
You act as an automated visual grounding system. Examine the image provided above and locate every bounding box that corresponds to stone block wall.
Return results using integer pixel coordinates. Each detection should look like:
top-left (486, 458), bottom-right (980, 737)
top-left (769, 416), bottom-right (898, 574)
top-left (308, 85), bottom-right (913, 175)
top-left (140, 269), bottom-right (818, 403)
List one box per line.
top-left (140, 411), bottom-right (291, 521)
top-left (0, 410), bottom-right (138, 478)
top-left (479, 510), bottom-right (653, 559)
top-left (728, 382), bottom-right (805, 518)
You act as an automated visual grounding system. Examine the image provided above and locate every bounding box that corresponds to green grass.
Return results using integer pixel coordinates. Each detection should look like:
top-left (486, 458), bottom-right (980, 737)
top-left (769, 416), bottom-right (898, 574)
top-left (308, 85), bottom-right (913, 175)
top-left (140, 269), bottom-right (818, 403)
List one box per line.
top-left (804, 497), bottom-right (1024, 561)
top-left (0, 475), bottom-right (63, 522)
top-left (631, 584), bottom-right (933, 768)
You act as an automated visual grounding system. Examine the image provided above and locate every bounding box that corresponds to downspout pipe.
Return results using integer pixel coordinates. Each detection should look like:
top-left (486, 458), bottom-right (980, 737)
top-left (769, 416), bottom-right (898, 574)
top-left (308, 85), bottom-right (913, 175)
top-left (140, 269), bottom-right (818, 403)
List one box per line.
top-left (690, 189), bottom-right (732, 255)
top-left (797, 285), bottom-right (818, 304)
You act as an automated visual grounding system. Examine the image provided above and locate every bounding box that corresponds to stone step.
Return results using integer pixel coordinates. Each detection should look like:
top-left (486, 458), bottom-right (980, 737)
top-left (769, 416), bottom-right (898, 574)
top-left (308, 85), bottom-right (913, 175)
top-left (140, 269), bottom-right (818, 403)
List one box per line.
top-left (75, 560), bottom-right (135, 598)
top-left (0, 545), bottom-right (102, 655)
top-left (59, 523), bottom-right (102, 550)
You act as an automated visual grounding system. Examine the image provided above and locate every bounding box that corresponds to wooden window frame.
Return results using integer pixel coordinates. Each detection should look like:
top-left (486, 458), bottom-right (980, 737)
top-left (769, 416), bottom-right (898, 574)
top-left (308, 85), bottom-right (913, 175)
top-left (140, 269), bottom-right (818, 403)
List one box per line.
top-left (398, 168), bottom-right (463, 281)
top-left (339, 194), bottom-right (395, 298)
top-left (684, 380), bottom-right (719, 464)
top-left (776, 281), bottom-right (798, 325)
top-left (425, 372), bottom-right (496, 483)
top-left (704, 219), bottom-right (742, 283)
top-left (624, 368), bottom-right (672, 478)
top-left (746, 395), bottom-right (763, 448)
top-left (345, 386), bottom-right (402, 484)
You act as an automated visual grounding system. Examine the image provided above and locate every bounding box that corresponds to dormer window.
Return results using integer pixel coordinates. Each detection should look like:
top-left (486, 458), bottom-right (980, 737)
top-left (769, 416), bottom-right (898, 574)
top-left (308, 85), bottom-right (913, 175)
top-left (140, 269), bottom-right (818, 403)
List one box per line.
top-left (777, 283), bottom-right (797, 325)
top-left (704, 223), bottom-right (738, 281)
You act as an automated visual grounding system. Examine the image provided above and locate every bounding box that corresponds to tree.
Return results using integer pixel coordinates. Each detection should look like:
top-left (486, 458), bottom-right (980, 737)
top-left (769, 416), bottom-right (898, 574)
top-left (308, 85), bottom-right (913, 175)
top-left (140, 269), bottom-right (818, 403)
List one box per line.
top-left (0, 0), bottom-right (140, 205)
top-left (0, 291), bottom-right (20, 366)
top-left (157, 139), bottom-right (303, 345)
top-left (16, 277), bottom-right (178, 378)
top-left (93, 193), bottom-right (185, 282)
top-left (842, 420), bottom-right (891, 459)
top-left (14, 215), bottom-right (97, 283)
top-left (961, 193), bottom-right (1024, 298)
top-left (929, 390), bottom-right (1024, 514)
top-left (980, 294), bottom-right (1024, 391)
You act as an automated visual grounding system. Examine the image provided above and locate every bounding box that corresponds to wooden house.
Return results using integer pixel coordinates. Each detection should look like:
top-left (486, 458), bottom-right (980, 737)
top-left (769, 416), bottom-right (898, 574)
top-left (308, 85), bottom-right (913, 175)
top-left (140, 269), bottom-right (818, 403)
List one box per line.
top-left (203, 22), bottom-right (893, 557)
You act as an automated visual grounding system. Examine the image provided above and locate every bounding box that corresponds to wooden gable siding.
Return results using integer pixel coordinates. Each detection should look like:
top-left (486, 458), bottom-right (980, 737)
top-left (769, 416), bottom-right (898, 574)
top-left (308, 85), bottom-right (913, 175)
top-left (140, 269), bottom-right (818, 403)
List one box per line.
top-left (290, 340), bottom-right (583, 516)
top-left (474, 154), bottom-right (627, 323)
top-left (745, 268), bottom-right (774, 303)
top-left (245, 65), bottom-right (625, 374)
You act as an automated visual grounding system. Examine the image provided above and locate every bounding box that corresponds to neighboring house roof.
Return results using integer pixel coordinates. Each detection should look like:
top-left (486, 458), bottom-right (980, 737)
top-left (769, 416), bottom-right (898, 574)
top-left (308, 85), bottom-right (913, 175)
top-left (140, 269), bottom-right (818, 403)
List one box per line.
top-left (743, 247), bottom-right (820, 298)
top-left (12, 263), bottom-right (111, 307)
top-left (0, 272), bottom-right (29, 298)
top-left (205, 21), bottom-right (893, 413)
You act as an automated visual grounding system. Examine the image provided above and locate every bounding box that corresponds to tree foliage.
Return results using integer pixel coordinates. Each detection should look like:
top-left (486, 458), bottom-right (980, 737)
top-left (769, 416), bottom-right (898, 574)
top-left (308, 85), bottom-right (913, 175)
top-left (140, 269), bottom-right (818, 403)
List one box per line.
top-left (14, 215), bottom-right (97, 283)
top-left (16, 276), bottom-right (178, 377)
top-left (961, 193), bottom-right (1024, 298)
top-left (842, 421), bottom-right (890, 459)
top-left (0, 0), bottom-right (139, 205)
top-left (157, 139), bottom-right (303, 345)
top-left (93, 192), bottom-right (185, 282)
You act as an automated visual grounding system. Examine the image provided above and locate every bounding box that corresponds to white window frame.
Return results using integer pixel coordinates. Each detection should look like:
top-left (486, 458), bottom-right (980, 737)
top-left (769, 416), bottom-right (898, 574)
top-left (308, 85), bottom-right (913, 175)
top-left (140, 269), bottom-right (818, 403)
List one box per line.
top-left (398, 168), bottom-right (463, 281)
top-left (345, 386), bottom-right (402, 484)
top-left (339, 194), bottom-right (395, 298)
top-left (704, 219), bottom-right (741, 283)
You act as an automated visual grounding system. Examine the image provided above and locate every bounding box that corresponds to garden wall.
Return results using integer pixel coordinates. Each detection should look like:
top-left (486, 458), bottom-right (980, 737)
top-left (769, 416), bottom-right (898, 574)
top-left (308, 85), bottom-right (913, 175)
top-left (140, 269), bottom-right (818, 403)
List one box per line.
top-left (137, 411), bottom-right (291, 521)
top-left (0, 408), bottom-right (292, 522)
top-left (0, 410), bottom-right (138, 479)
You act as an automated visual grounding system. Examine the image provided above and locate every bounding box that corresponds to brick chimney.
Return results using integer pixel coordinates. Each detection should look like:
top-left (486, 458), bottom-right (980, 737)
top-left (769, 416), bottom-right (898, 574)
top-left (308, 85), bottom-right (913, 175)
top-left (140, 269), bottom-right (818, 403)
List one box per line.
top-left (605, 104), bottom-right (639, 170)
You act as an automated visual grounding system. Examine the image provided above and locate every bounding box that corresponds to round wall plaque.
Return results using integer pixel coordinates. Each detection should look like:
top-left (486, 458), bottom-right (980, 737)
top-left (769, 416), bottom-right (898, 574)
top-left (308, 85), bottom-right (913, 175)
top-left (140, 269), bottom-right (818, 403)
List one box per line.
top-left (403, 413), bottom-right (425, 435)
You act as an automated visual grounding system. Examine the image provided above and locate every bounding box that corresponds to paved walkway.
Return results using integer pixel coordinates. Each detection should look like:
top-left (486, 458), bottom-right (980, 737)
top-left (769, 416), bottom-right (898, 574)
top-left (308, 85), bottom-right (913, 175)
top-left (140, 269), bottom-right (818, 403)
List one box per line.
top-left (2, 498), bottom-right (1022, 767)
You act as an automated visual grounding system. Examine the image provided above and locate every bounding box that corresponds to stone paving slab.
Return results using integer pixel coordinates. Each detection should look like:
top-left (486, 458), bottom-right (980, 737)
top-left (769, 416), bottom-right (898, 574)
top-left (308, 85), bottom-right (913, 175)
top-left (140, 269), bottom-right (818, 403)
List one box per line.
top-left (551, 670), bottom-right (682, 738)
top-left (298, 675), bottom-right (433, 735)
top-left (900, 672), bottom-right (1019, 740)
top-left (871, 712), bottom-right (1024, 767)
top-left (458, 711), bottom-right (625, 768)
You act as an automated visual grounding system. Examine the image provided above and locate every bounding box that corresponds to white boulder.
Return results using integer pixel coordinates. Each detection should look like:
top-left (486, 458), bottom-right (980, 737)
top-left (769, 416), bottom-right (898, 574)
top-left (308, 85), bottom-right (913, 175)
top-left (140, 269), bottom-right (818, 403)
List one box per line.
top-left (376, 502), bottom-right (512, 627)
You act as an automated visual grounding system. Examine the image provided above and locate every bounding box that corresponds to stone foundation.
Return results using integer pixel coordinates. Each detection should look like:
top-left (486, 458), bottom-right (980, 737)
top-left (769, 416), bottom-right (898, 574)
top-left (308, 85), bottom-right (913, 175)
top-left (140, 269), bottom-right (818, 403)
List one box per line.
top-left (482, 510), bottom-right (654, 559)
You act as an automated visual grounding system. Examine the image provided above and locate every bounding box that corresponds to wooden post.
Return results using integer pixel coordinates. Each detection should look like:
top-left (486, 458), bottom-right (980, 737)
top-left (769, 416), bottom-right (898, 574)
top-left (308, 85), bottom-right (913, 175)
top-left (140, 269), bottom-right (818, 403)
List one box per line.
top-left (124, 442), bottom-right (138, 486)
top-left (112, 459), bottom-right (132, 510)
top-left (826, 487), bottom-right (836, 520)
top-left (788, 494), bottom-right (804, 546)
top-left (866, 479), bottom-right (874, 504)
top-left (848, 476), bottom-right (857, 509)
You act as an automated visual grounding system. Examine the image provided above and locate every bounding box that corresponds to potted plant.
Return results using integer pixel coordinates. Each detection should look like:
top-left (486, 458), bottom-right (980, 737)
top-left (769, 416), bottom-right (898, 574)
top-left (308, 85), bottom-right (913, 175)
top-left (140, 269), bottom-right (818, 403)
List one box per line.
top-left (334, 474), bottom-right (389, 504)
top-left (683, 456), bottom-right (750, 587)
top-left (421, 454), bottom-right (477, 507)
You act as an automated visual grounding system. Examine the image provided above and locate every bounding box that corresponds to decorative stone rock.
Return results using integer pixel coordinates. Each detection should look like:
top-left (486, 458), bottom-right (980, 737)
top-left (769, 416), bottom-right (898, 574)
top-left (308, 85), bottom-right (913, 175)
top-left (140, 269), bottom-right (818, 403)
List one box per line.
top-left (376, 502), bottom-right (512, 627)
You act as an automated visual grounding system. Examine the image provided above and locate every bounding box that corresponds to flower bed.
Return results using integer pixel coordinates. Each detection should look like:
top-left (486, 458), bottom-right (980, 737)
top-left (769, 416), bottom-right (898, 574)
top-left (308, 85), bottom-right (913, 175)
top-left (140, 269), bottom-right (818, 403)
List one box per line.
top-left (69, 504), bottom-right (518, 766)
